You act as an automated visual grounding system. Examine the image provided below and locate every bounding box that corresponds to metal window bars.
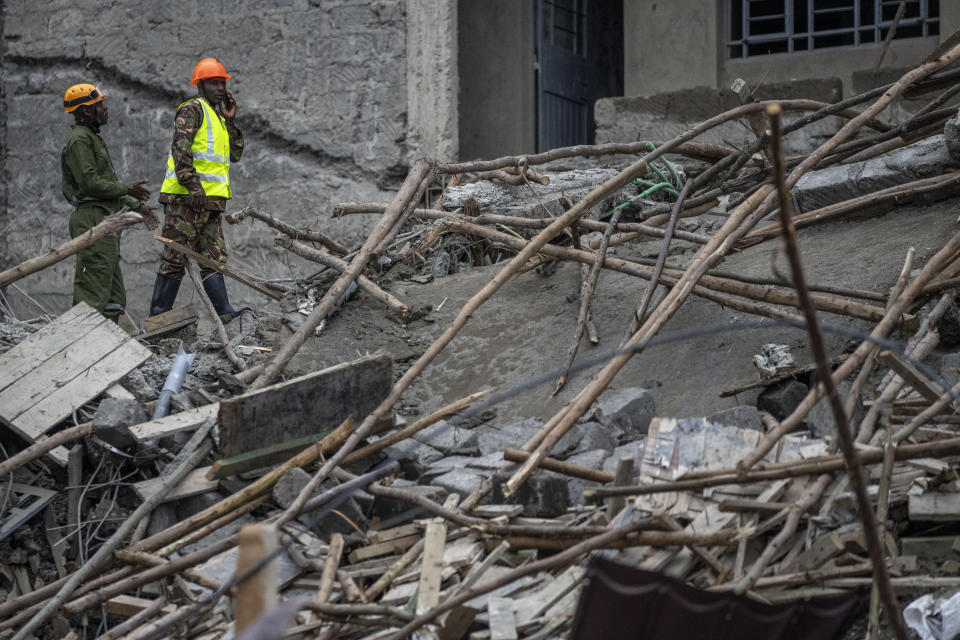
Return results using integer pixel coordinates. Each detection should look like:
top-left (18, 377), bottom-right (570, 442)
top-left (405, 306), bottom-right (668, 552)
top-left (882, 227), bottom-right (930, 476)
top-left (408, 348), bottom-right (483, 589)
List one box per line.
top-left (728, 0), bottom-right (939, 58)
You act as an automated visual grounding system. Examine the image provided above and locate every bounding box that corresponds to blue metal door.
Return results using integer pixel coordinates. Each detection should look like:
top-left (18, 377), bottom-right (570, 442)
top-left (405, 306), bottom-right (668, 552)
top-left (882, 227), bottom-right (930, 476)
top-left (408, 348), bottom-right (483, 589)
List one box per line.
top-left (537, 0), bottom-right (589, 152)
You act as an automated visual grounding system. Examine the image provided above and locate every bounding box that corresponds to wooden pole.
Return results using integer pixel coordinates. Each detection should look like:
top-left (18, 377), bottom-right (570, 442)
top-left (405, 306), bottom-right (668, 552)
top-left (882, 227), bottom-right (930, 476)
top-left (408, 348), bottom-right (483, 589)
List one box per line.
top-left (234, 524), bottom-right (279, 634)
top-left (0, 422), bottom-right (91, 480)
top-left (0, 210), bottom-right (144, 288)
top-left (764, 103), bottom-right (908, 640)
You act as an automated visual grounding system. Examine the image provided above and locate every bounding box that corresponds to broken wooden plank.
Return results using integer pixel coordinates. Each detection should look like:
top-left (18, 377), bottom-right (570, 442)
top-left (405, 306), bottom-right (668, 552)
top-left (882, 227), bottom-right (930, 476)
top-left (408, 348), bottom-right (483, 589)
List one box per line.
top-left (347, 534), bottom-right (421, 564)
top-left (878, 349), bottom-right (947, 403)
top-left (128, 404), bottom-right (220, 444)
top-left (783, 531), bottom-right (846, 573)
top-left (153, 235), bottom-right (284, 301)
top-left (909, 492), bottom-right (960, 521)
top-left (369, 523), bottom-right (422, 545)
top-left (0, 304), bottom-right (96, 391)
top-left (416, 521), bottom-right (447, 615)
top-left (488, 596), bottom-right (518, 640)
top-left (103, 595), bottom-right (175, 618)
top-left (206, 429), bottom-right (336, 480)
top-left (140, 304), bottom-right (198, 339)
top-left (133, 467), bottom-right (219, 503)
top-left (219, 352), bottom-right (393, 458)
top-left (0, 303), bottom-right (151, 464)
top-left (104, 384), bottom-right (136, 401)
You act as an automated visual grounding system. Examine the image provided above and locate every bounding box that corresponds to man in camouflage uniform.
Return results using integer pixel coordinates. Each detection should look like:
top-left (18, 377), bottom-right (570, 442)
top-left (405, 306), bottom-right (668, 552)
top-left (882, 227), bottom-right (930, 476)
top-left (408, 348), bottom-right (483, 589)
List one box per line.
top-left (61, 82), bottom-right (158, 322)
top-left (149, 57), bottom-right (248, 322)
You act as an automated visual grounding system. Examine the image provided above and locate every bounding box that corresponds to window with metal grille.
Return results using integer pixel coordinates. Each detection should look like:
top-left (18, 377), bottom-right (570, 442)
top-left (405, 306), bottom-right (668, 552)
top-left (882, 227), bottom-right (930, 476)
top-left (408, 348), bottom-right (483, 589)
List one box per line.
top-left (728, 0), bottom-right (940, 59)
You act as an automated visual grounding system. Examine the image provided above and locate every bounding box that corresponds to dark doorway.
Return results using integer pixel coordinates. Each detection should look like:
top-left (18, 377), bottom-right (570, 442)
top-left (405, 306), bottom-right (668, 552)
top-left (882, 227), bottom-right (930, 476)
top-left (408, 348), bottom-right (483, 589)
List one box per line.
top-left (536, 0), bottom-right (623, 152)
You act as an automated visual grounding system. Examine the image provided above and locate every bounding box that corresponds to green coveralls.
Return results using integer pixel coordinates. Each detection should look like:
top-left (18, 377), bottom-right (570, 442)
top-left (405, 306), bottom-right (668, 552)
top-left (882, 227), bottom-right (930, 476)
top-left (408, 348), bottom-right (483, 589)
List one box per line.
top-left (60, 124), bottom-right (141, 320)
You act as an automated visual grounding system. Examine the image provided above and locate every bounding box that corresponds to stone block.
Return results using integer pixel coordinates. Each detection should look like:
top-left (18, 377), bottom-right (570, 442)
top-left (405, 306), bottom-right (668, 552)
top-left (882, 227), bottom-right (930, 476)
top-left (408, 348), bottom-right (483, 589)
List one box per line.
top-left (794, 136), bottom-right (957, 212)
top-left (431, 469), bottom-right (484, 498)
top-left (384, 439), bottom-right (444, 479)
top-left (589, 388), bottom-right (656, 442)
top-left (806, 380), bottom-right (856, 439)
top-left (412, 419), bottom-right (479, 454)
top-left (756, 379), bottom-right (808, 421)
top-left (490, 471), bottom-right (570, 518)
top-left (476, 418), bottom-right (544, 456)
top-left (564, 449), bottom-right (611, 506)
top-left (602, 441), bottom-right (645, 475)
top-left (705, 405), bottom-right (765, 431)
top-left (563, 421), bottom-right (618, 456)
top-left (92, 398), bottom-right (148, 449)
top-left (946, 108), bottom-right (960, 163)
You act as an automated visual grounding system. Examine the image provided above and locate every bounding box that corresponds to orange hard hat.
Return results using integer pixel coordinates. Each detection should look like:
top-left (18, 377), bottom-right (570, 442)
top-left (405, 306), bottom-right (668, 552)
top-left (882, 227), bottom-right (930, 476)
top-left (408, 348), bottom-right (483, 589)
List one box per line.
top-left (63, 83), bottom-right (107, 113)
top-left (190, 58), bottom-right (232, 86)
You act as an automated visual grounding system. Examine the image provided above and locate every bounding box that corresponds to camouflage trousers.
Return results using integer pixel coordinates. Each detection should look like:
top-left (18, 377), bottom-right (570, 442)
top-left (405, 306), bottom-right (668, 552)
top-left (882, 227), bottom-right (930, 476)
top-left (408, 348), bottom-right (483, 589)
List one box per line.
top-left (158, 202), bottom-right (228, 278)
top-left (70, 204), bottom-right (125, 320)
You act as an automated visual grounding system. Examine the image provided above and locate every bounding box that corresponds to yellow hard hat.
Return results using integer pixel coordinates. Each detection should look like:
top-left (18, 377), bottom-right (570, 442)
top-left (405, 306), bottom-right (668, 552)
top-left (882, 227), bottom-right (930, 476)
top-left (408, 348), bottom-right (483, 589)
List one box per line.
top-left (63, 83), bottom-right (106, 113)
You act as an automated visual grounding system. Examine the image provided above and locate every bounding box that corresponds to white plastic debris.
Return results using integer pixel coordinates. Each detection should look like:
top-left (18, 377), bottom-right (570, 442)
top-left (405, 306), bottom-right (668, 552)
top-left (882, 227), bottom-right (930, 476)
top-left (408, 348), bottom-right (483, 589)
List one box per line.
top-left (752, 343), bottom-right (797, 377)
top-left (904, 590), bottom-right (960, 640)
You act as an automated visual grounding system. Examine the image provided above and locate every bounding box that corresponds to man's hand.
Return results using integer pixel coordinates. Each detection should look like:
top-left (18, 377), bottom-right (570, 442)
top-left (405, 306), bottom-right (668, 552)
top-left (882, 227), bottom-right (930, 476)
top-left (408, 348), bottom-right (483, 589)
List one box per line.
top-left (128, 179), bottom-right (151, 202)
top-left (221, 90), bottom-right (236, 120)
top-left (189, 191), bottom-right (208, 211)
top-left (138, 203), bottom-right (159, 231)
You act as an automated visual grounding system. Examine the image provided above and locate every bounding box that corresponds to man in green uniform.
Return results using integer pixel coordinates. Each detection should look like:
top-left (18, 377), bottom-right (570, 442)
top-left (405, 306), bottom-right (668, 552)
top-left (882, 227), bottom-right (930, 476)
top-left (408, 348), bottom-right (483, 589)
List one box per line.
top-left (61, 83), bottom-right (158, 321)
top-left (148, 57), bottom-right (248, 322)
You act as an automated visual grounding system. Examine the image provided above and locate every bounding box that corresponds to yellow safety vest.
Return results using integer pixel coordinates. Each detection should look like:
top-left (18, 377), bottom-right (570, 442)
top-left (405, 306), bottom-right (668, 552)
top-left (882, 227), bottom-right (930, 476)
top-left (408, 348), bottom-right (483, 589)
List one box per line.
top-left (160, 98), bottom-right (231, 198)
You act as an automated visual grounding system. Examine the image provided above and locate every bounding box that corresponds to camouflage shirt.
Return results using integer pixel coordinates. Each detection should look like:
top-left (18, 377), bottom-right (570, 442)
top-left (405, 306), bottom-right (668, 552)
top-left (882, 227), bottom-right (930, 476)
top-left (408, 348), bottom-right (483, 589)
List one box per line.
top-left (158, 98), bottom-right (244, 212)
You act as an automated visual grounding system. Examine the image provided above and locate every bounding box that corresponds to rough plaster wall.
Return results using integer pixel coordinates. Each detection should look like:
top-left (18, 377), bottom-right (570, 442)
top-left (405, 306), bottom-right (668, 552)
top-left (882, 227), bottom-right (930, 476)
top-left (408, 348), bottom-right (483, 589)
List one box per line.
top-left (405, 0), bottom-right (457, 163)
top-left (1, 0), bottom-right (411, 321)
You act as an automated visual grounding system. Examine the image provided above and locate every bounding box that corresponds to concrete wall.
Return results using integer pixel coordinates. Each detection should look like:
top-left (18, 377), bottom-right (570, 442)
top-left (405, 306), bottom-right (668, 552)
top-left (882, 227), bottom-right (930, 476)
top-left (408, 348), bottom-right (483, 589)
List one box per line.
top-left (0, 0), bottom-right (434, 322)
top-left (625, 0), bottom-right (720, 98)
top-left (623, 0), bottom-right (957, 99)
top-left (457, 0), bottom-right (535, 159)
top-left (407, 0), bottom-right (458, 163)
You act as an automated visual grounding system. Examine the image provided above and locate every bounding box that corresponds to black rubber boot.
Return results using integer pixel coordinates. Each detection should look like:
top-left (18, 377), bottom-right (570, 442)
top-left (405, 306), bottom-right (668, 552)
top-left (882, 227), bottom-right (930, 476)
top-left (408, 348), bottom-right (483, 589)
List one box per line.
top-left (201, 272), bottom-right (251, 323)
top-left (148, 274), bottom-right (182, 317)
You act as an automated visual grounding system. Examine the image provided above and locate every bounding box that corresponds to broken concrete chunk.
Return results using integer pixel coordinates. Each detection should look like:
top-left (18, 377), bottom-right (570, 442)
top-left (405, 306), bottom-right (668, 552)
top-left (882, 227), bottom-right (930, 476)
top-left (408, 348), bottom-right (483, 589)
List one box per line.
top-left (384, 438), bottom-right (445, 478)
top-left (806, 380), bottom-right (857, 439)
top-left (756, 379), bottom-right (807, 421)
top-left (946, 108), bottom-right (960, 162)
top-left (475, 418), bottom-right (544, 456)
top-left (795, 135), bottom-right (957, 212)
top-left (93, 397), bottom-right (147, 449)
top-left (590, 387), bottom-right (656, 442)
top-left (602, 441), bottom-right (645, 475)
top-left (705, 405), bottom-right (765, 431)
top-left (412, 419), bottom-right (479, 454)
top-left (565, 449), bottom-right (611, 506)
top-left (431, 469), bottom-right (485, 498)
top-left (490, 471), bottom-right (570, 518)
top-left (564, 421), bottom-right (619, 456)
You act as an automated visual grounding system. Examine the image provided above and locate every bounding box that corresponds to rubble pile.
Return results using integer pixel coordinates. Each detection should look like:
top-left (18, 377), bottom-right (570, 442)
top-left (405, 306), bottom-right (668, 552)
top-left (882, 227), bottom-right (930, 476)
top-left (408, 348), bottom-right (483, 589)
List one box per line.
top-left (6, 52), bottom-right (960, 640)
